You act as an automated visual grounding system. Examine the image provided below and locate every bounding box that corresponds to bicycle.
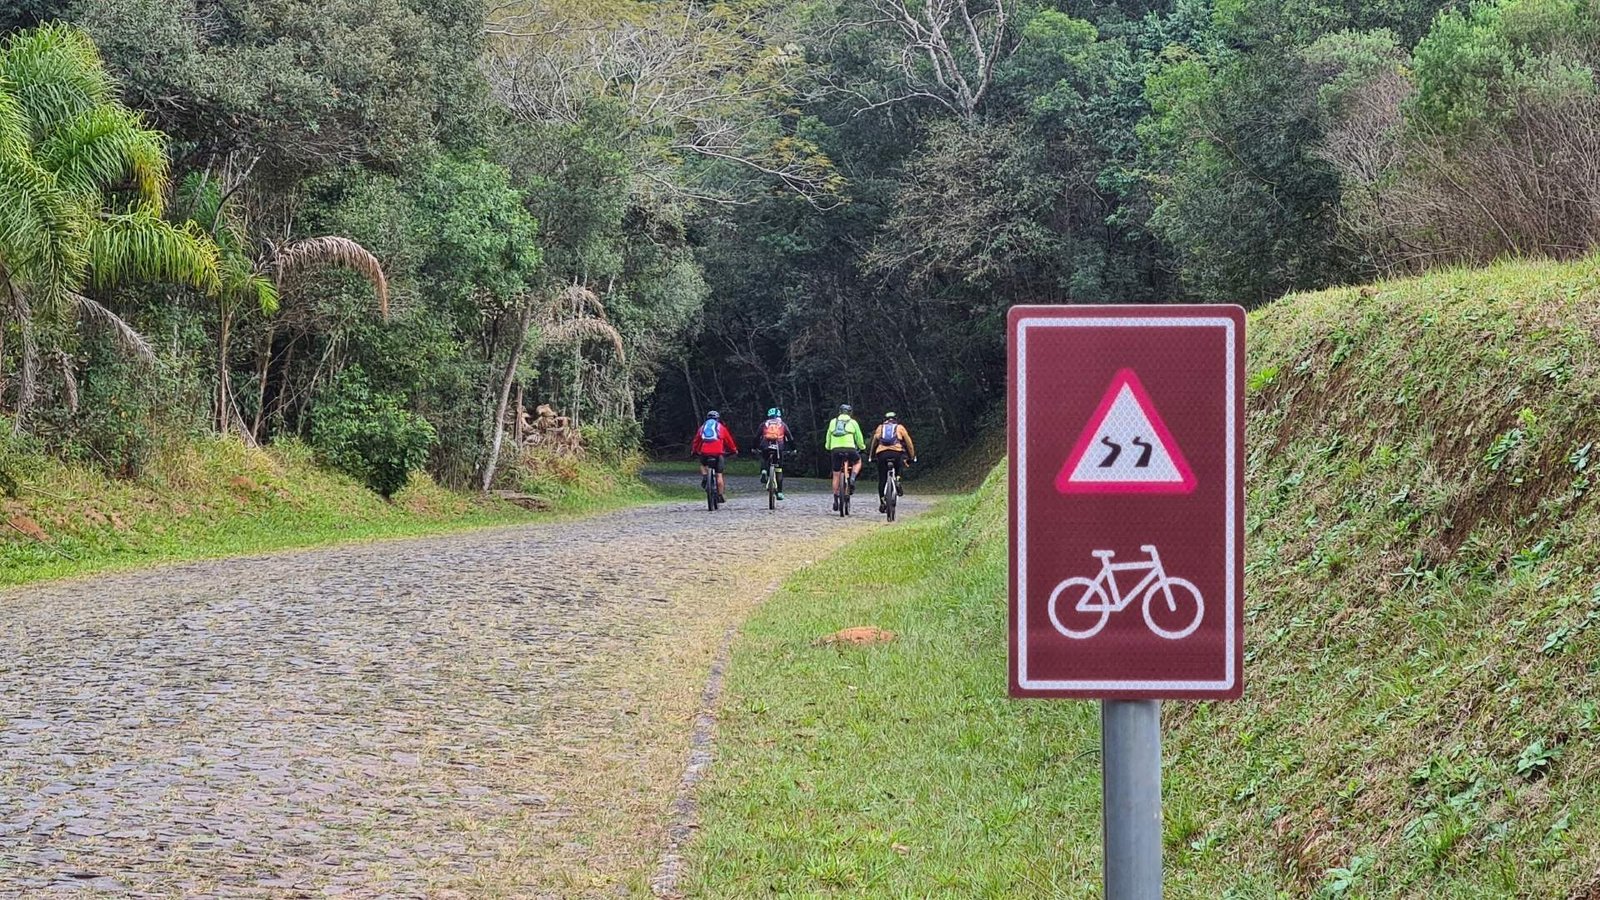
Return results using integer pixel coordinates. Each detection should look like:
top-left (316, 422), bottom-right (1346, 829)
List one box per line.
top-left (1046, 544), bottom-right (1203, 640)
top-left (753, 448), bottom-right (784, 511)
top-left (700, 456), bottom-right (724, 511)
top-left (880, 455), bottom-right (913, 522)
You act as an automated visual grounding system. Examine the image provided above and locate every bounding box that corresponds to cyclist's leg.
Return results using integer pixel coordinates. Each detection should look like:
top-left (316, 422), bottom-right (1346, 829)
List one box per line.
top-left (830, 450), bottom-right (845, 506)
top-left (877, 455), bottom-right (890, 499)
top-left (767, 449), bottom-right (784, 492)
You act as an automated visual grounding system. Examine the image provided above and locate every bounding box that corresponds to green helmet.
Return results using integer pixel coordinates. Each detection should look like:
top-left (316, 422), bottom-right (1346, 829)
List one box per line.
top-left (884, 411), bottom-right (897, 420)
top-left (767, 407), bottom-right (781, 417)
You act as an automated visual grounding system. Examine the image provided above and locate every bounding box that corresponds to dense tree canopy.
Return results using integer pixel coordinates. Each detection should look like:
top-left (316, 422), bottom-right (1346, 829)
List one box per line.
top-left (3, 0), bottom-right (1599, 486)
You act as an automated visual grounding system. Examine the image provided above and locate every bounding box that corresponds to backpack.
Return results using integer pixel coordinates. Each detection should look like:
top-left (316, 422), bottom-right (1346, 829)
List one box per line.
top-left (832, 416), bottom-right (849, 437)
top-left (700, 419), bottom-right (720, 441)
top-left (761, 419), bottom-right (786, 442)
top-left (880, 422), bottom-right (900, 445)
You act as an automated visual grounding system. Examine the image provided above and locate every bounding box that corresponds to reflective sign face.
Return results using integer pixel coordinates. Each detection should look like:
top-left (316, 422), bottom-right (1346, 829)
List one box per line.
top-left (1008, 306), bottom-right (1245, 700)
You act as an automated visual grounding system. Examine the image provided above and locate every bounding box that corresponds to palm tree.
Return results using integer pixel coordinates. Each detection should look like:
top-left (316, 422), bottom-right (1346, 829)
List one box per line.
top-left (178, 174), bottom-right (388, 436)
top-left (0, 25), bottom-right (219, 431)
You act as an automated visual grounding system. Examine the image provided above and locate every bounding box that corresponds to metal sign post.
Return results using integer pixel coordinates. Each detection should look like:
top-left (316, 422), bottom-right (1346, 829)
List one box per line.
top-left (1102, 700), bottom-right (1162, 899)
top-left (1007, 304), bottom-right (1245, 899)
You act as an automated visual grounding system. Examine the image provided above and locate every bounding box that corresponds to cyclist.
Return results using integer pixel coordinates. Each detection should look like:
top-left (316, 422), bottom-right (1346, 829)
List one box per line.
top-left (868, 411), bottom-right (917, 513)
top-left (690, 410), bottom-right (738, 503)
top-left (752, 407), bottom-right (795, 500)
top-left (824, 403), bottom-right (865, 512)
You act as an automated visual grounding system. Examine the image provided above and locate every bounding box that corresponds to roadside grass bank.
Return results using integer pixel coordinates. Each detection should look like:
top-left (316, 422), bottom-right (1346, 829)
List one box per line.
top-left (684, 468), bottom-right (1103, 898)
top-left (688, 255), bottom-right (1600, 898)
top-left (1, 436), bottom-right (661, 587)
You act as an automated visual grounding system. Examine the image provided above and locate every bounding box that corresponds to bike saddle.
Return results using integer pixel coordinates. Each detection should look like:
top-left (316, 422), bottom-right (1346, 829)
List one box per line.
top-left (1092, 550), bottom-right (1116, 559)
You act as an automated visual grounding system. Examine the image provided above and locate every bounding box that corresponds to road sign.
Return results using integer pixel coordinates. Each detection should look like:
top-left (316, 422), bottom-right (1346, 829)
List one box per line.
top-left (1008, 305), bottom-right (1244, 700)
top-left (1057, 368), bottom-right (1196, 494)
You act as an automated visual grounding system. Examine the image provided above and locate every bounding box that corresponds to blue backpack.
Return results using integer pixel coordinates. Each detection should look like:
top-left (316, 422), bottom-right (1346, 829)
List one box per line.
top-left (700, 419), bottom-right (720, 441)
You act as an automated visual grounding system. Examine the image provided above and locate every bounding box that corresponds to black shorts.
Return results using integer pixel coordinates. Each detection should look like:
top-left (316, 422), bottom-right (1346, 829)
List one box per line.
top-left (877, 450), bottom-right (907, 472)
top-left (830, 449), bottom-right (861, 472)
top-left (699, 454), bottom-right (725, 473)
top-left (760, 447), bottom-right (783, 466)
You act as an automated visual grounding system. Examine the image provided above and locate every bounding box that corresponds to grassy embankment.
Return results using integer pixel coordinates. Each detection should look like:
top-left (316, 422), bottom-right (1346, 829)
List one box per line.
top-left (0, 437), bottom-right (658, 588)
top-left (686, 255), bottom-right (1600, 898)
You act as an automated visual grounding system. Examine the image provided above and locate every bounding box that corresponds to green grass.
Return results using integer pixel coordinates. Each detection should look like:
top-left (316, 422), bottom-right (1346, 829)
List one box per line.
top-left (686, 469), bottom-right (1104, 898)
top-left (649, 457), bottom-right (766, 478)
top-left (1, 437), bottom-right (663, 588)
top-left (688, 254), bottom-right (1600, 898)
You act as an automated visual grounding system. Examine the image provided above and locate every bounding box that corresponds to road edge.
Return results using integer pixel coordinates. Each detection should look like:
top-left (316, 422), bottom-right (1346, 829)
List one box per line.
top-left (649, 576), bottom-right (783, 899)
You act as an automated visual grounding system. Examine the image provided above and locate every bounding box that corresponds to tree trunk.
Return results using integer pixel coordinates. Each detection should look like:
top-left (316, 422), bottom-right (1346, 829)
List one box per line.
top-left (216, 299), bottom-right (232, 434)
top-left (252, 322), bottom-right (275, 441)
top-left (514, 383), bottom-right (525, 446)
top-left (481, 305), bottom-right (534, 492)
top-left (13, 299), bottom-right (37, 435)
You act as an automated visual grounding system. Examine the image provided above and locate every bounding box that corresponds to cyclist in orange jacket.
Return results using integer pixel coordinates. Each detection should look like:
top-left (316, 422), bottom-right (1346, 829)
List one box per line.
top-left (752, 407), bottom-right (795, 500)
top-left (868, 411), bottom-right (917, 513)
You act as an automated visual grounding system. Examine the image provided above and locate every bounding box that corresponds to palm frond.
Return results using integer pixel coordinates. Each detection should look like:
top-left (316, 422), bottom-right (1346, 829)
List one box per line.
top-left (273, 235), bottom-right (389, 318)
top-left (73, 292), bottom-right (155, 364)
top-left (86, 206), bottom-right (221, 294)
top-left (0, 76), bottom-right (30, 158)
top-left (0, 156), bottom-right (89, 316)
top-left (37, 105), bottom-right (169, 211)
top-left (216, 253), bottom-right (278, 314)
top-left (539, 315), bottom-right (626, 360)
top-left (0, 25), bottom-right (114, 140)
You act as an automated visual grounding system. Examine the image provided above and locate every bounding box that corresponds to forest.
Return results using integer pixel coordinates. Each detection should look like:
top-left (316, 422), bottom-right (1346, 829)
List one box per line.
top-left (2, 0), bottom-right (1597, 486)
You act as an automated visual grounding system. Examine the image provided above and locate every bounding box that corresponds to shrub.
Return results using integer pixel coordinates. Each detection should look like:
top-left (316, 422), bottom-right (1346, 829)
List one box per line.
top-left (308, 368), bottom-right (436, 497)
top-left (579, 418), bottom-right (643, 464)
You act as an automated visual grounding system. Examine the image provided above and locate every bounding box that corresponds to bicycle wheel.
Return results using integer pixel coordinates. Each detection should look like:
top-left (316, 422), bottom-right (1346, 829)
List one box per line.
top-left (884, 479), bottom-right (897, 522)
top-left (1047, 577), bottom-right (1112, 639)
top-left (706, 475), bottom-right (718, 511)
top-left (1142, 577), bottom-right (1204, 640)
top-left (840, 487), bottom-right (850, 517)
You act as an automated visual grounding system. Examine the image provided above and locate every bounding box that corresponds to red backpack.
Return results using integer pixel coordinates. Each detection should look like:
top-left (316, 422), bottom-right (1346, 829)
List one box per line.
top-left (761, 418), bottom-right (786, 441)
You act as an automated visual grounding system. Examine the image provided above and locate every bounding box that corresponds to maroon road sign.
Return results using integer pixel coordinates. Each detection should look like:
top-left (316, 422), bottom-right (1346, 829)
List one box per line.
top-left (1008, 305), bottom-right (1244, 700)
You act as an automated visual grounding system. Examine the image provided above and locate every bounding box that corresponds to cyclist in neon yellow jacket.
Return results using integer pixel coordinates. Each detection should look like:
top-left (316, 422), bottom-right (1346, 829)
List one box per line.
top-left (825, 404), bottom-right (866, 512)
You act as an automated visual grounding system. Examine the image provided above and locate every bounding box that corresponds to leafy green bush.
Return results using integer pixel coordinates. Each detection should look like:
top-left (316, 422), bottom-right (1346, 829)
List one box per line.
top-left (0, 419), bottom-right (45, 497)
top-left (308, 368), bottom-right (436, 497)
top-left (579, 418), bottom-right (642, 464)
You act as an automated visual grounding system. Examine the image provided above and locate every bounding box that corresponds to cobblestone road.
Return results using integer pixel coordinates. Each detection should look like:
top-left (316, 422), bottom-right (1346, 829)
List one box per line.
top-left (0, 473), bottom-right (922, 897)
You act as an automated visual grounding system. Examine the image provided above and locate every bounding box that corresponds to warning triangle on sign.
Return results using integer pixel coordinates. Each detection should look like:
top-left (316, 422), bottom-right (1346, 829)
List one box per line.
top-left (1055, 368), bottom-right (1196, 494)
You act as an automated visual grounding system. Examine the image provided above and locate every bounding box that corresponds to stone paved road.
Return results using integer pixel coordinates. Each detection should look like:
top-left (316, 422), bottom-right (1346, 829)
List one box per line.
top-left (0, 472), bottom-right (924, 898)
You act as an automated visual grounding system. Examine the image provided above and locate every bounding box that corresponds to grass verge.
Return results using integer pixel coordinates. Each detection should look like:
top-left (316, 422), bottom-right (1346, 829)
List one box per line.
top-left (688, 254), bottom-right (1600, 898)
top-left (684, 467), bottom-right (1105, 898)
top-left (1, 436), bottom-right (661, 588)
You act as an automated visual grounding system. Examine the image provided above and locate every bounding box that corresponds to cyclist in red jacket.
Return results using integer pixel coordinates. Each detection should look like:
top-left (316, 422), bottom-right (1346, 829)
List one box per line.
top-left (690, 410), bottom-right (738, 503)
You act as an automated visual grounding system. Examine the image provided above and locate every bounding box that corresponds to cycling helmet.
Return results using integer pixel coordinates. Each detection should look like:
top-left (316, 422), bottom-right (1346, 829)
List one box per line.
top-left (767, 407), bottom-right (781, 417)
top-left (884, 411), bottom-right (898, 420)
top-left (839, 403), bottom-right (853, 413)
top-left (706, 410), bottom-right (720, 419)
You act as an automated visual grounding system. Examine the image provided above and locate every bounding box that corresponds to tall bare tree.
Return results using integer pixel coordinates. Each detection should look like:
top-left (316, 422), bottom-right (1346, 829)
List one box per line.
top-left (483, 0), bottom-right (844, 207)
top-left (829, 0), bottom-right (1014, 121)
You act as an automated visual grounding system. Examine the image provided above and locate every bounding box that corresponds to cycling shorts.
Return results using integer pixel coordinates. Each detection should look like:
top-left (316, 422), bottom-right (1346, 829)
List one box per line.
top-left (831, 449), bottom-right (861, 472)
top-left (699, 454), bottom-right (725, 473)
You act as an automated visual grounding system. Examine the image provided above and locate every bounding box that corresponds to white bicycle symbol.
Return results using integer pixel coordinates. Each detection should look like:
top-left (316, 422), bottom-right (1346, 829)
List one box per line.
top-left (1047, 544), bottom-right (1204, 640)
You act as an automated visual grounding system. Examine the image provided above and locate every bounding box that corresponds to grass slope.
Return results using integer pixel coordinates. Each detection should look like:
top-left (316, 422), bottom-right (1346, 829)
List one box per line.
top-left (688, 255), bottom-right (1600, 898)
top-left (1, 437), bottom-right (656, 587)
